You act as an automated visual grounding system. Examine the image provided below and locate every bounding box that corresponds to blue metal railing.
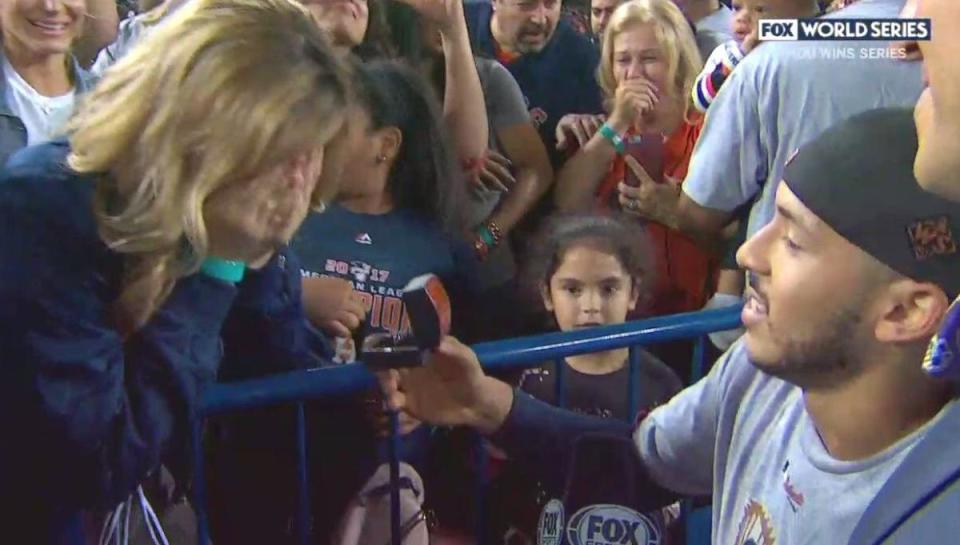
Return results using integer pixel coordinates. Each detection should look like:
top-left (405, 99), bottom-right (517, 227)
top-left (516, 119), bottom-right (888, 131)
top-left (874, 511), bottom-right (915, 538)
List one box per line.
top-left (194, 305), bottom-right (743, 545)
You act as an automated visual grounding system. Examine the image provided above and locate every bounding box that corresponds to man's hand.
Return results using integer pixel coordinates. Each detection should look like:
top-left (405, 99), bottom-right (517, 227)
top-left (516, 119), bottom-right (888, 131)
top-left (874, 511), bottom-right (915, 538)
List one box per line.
top-left (302, 276), bottom-right (366, 338)
top-left (617, 156), bottom-right (681, 228)
top-left (377, 337), bottom-right (514, 435)
top-left (556, 114), bottom-right (606, 151)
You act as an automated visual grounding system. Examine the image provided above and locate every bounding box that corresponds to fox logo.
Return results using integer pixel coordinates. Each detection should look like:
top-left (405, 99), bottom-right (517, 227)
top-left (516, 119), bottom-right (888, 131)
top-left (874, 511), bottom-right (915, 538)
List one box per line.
top-left (566, 505), bottom-right (660, 545)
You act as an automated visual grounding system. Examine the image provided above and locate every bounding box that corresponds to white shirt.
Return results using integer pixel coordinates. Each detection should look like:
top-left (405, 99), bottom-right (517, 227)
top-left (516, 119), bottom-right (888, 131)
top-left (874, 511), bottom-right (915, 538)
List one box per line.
top-left (2, 58), bottom-right (75, 146)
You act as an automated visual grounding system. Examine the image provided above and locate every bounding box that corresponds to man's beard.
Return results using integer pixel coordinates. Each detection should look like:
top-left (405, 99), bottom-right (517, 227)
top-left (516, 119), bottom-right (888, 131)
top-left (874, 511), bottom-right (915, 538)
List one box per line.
top-left (755, 302), bottom-right (867, 389)
top-left (514, 26), bottom-right (550, 53)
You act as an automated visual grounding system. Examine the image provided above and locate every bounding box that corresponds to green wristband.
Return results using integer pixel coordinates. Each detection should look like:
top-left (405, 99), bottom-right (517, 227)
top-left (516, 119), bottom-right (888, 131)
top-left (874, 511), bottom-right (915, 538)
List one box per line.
top-left (599, 123), bottom-right (626, 155)
top-left (200, 257), bottom-right (245, 284)
top-left (478, 225), bottom-right (496, 247)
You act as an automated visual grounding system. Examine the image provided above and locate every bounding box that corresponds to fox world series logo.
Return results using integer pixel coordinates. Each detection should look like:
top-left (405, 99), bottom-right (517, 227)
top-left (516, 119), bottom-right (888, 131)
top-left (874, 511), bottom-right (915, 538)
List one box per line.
top-left (758, 17), bottom-right (931, 42)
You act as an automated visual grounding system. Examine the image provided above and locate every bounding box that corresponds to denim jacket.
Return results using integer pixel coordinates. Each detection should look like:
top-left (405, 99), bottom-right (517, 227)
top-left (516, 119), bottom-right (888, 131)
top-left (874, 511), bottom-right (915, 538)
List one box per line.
top-left (0, 52), bottom-right (96, 167)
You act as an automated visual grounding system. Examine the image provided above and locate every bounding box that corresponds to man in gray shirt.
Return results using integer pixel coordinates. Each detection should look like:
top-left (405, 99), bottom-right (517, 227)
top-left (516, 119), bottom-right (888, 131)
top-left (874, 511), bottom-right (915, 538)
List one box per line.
top-left (379, 108), bottom-right (960, 544)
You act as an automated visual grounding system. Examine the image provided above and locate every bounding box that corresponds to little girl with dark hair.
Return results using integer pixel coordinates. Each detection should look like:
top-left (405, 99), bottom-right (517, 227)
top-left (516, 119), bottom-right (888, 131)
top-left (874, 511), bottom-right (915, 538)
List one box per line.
top-left (495, 213), bottom-right (682, 543)
top-left (429, 213), bottom-right (683, 544)
top-left (518, 213), bottom-right (681, 420)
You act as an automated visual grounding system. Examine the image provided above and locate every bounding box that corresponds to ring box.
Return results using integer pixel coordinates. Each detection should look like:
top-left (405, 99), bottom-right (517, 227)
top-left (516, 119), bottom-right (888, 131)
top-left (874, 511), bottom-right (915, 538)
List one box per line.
top-left (359, 274), bottom-right (451, 369)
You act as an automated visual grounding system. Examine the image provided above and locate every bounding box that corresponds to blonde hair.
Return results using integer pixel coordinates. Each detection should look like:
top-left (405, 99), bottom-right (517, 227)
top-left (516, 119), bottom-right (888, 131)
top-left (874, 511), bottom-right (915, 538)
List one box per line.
top-left (597, 0), bottom-right (702, 120)
top-left (68, 0), bottom-right (351, 332)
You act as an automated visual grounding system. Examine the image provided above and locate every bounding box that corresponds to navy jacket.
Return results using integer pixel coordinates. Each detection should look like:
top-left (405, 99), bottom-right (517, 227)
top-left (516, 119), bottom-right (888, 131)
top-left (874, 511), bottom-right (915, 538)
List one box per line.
top-left (464, 2), bottom-right (604, 168)
top-left (0, 141), bottom-right (325, 543)
top-left (0, 52), bottom-right (96, 168)
top-left (495, 387), bottom-right (960, 545)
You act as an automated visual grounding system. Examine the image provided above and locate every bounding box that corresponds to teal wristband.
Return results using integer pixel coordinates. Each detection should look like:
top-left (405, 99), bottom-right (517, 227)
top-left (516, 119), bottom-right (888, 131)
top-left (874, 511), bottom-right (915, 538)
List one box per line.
top-left (599, 124), bottom-right (626, 155)
top-left (200, 257), bottom-right (245, 284)
top-left (478, 225), bottom-right (496, 247)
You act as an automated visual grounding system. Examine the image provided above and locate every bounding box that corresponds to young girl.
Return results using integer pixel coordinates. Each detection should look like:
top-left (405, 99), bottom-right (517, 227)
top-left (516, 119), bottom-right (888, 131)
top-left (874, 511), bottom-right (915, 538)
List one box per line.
top-left (429, 213), bottom-right (683, 544)
top-left (295, 60), bottom-right (476, 363)
top-left (518, 213), bottom-right (682, 420)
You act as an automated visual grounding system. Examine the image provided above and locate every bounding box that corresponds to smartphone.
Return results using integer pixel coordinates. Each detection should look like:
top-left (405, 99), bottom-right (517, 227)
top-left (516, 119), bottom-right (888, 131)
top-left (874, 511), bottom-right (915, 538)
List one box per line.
top-left (623, 134), bottom-right (665, 186)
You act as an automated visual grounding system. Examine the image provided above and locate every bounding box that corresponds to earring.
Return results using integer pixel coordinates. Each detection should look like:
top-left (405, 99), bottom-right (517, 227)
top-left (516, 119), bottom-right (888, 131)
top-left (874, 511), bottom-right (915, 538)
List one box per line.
top-left (375, 154), bottom-right (387, 164)
top-left (313, 200), bottom-right (327, 213)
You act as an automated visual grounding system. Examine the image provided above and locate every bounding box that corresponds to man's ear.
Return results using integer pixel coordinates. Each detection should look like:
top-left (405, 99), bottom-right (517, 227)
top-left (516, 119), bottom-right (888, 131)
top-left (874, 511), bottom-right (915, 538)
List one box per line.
top-left (875, 279), bottom-right (950, 343)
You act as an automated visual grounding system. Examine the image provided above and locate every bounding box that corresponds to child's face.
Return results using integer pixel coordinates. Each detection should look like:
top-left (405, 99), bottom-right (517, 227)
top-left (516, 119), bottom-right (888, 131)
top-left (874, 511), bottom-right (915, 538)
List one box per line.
top-left (731, 0), bottom-right (765, 43)
top-left (732, 0), bottom-right (814, 43)
top-left (542, 244), bottom-right (640, 332)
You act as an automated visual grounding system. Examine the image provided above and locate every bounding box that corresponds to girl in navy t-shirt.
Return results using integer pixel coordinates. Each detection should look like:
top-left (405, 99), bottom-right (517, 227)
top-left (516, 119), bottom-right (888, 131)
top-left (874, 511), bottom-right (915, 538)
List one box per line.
top-left (292, 60), bottom-right (479, 540)
top-left (427, 213), bottom-right (682, 543)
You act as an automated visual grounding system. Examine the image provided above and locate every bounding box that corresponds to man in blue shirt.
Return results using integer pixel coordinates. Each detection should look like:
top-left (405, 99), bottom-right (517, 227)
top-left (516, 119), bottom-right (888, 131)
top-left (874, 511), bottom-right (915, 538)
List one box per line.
top-left (464, 0), bottom-right (604, 168)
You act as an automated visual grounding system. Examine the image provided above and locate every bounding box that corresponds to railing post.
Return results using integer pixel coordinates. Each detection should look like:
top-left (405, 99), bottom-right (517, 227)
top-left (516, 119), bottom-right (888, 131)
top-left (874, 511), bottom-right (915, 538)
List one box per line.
top-left (474, 432), bottom-right (489, 545)
top-left (691, 335), bottom-right (707, 382)
top-left (295, 403), bottom-right (310, 545)
top-left (554, 358), bottom-right (567, 409)
top-left (686, 335), bottom-right (711, 545)
top-left (388, 410), bottom-right (402, 545)
top-left (192, 418), bottom-right (211, 545)
top-left (628, 346), bottom-right (642, 422)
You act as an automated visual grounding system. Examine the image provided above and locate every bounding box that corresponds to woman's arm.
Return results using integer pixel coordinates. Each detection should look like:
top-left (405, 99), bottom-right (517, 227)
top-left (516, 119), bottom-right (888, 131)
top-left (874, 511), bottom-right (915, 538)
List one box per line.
top-left (438, 2), bottom-right (489, 162)
top-left (484, 124), bottom-right (553, 235)
top-left (0, 165), bottom-right (242, 511)
top-left (473, 62), bottom-right (552, 237)
top-left (555, 78), bottom-right (658, 211)
top-left (2, 266), bottom-right (237, 510)
top-left (221, 248), bottom-right (329, 379)
top-left (553, 123), bottom-right (624, 211)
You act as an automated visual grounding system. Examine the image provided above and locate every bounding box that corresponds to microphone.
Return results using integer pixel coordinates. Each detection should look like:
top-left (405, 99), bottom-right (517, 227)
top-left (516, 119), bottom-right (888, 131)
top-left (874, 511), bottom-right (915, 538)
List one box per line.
top-left (552, 434), bottom-right (666, 545)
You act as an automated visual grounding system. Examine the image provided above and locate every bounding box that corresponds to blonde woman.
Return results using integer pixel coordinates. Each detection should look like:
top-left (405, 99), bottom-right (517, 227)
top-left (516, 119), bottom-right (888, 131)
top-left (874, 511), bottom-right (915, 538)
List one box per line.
top-left (0, 0), bottom-right (350, 542)
top-left (554, 0), bottom-right (716, 320)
